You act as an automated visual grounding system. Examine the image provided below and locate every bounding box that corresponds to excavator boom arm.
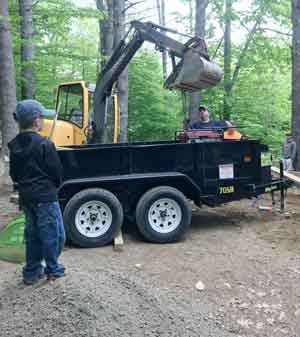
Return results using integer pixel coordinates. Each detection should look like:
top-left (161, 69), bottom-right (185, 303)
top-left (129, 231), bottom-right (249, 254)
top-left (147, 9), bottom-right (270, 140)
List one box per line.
top-left (93, 21), bottom-right (222, 143)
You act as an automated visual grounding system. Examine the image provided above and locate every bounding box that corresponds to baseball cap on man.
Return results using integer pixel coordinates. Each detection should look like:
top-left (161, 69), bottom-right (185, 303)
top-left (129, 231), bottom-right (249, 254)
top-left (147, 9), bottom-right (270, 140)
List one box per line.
top-left (199, 106), bottom-right (208, 112)
top-left (14, 99), bottom-right (56, 122)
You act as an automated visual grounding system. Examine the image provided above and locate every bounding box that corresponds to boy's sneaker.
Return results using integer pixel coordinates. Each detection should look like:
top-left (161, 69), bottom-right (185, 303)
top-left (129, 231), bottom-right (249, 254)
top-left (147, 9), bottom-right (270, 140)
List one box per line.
top-left (46, 273), bottom-right (65, 282)
top-left (23, 273), bottom-right (45, 286)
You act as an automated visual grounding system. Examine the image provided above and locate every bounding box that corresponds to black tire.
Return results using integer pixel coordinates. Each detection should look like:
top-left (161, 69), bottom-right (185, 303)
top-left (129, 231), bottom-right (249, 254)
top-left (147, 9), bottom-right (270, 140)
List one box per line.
top-left (63, 188), bottom-right (123, 248)
top-left (136, 186), bottom-right (191, 243)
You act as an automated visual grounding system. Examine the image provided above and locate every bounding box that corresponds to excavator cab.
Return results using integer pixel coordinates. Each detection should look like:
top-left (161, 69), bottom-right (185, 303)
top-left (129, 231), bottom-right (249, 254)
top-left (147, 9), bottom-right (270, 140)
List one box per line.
top-left (40, 81), bottom-right (91, 146)
top-left (40, 81), bottom-right (120, 146)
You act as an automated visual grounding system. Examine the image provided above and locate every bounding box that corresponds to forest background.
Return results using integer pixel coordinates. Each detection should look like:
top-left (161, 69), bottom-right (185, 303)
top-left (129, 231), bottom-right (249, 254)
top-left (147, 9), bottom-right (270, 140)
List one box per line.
top-left (1, 0), bottom-right (299, 165)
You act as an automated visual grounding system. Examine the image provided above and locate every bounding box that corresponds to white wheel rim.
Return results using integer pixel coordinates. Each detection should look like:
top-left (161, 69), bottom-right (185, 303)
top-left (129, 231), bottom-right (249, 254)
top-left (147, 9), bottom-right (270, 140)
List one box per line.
top-left (75, 201), bottom-right (112, 238)
top-left (148, 198), bottom-right (182, 234)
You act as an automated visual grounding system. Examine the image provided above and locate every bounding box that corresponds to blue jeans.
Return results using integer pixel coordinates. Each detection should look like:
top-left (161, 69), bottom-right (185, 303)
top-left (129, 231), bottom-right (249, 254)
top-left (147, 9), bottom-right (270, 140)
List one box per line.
top-left (22, 201), bottom-right (66, 282)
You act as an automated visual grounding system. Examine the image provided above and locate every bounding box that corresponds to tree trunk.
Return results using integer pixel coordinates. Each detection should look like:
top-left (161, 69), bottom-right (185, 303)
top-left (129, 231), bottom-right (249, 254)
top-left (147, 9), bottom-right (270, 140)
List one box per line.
top-left (0, 0), bottom-right (18, 182)
top-left (189, 0), bottom-right (206, 123)
top-left (19, 0), bottom-right (35, 99)
top-left (113, 0), bottom-right (128, 143)
top-left (156, 0), bottom-right (168, 80)
top-left (96, 0), bottom-right (114, 142)
top-left (292, 0), bottom-right (300, 169)
top-left (156, 0), bottom-right (162, 24)
top-left (96, 0), bottom-right (114, 70)
top-left (161, 0), bottom-right (167, 81)
top-left (223, 0), bottom-right (232, 121)
top-left (188, 0), bottom-right (193, 35)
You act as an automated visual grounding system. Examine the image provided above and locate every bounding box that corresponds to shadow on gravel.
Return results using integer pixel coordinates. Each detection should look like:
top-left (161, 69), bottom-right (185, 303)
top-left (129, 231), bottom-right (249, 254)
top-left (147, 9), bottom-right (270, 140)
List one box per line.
top-left (123, 207), bottom-right (255, 243)
top-left (190, 207), bottom-right (258, 231)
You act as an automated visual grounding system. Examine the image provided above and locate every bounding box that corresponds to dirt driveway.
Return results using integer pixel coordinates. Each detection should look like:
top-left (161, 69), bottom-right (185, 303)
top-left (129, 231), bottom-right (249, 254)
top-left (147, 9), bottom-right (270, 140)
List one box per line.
top-left (0, 188), bottom-right (300, 337)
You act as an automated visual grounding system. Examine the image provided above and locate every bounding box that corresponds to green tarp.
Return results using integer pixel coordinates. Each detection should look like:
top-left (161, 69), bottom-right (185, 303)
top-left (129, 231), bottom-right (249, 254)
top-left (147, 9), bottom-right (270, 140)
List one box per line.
top-left (0, 215), bottom-right (25, 263)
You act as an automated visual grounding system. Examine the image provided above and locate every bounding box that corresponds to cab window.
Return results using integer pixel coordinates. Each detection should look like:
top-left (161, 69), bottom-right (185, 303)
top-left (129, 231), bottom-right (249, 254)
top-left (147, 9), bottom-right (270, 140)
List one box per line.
top-left (57, 84), bottom-right (84, 128)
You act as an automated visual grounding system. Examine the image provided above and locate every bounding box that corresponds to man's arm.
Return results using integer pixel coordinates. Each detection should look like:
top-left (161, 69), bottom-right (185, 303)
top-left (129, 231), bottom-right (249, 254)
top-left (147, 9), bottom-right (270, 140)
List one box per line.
top-left (41, 141), bottom-right (63, 187)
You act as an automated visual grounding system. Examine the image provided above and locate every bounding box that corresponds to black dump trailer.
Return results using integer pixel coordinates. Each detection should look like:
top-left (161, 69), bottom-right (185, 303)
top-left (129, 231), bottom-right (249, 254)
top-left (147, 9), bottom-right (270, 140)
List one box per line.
top-left (58, 135), bottom-right (290, 248)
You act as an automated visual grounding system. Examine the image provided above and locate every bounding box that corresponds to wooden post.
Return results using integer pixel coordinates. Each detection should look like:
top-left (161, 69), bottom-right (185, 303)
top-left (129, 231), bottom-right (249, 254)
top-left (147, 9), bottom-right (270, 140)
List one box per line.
top-left (280, 161), bottom-right (285, 212)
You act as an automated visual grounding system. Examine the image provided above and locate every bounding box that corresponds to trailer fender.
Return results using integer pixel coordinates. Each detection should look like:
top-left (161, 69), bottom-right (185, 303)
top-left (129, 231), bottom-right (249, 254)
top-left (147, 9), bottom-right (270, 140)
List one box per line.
top-left (59, 172), bottom-right (201, 205)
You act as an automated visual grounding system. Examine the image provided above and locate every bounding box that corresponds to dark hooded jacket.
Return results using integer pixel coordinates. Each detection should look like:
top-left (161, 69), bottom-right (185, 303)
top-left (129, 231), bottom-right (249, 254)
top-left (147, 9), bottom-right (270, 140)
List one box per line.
top-left (8, 132), bottom-right (63, 204)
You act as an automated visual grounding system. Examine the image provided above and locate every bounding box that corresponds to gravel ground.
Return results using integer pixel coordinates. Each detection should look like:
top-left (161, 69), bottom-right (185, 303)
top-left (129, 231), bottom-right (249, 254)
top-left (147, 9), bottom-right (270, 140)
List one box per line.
top-left (0, 188), bottom-right (300, 337)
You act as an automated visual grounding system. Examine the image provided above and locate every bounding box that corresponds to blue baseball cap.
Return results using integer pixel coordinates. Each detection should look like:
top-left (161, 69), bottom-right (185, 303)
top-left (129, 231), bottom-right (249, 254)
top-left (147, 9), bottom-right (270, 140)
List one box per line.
top-left (14, 99), bottom-right (56, 122)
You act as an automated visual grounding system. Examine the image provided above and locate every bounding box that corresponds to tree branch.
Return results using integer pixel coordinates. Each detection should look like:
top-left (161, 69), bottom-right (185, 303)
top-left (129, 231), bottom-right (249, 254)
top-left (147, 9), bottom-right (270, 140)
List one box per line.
top-left (125, 6), bottom-right (159, 18)
top-left (230, 17), bottom-right (261, 89)
top-left (212, 34), bottom-right (224, 60)
top-left (32, 0), bottom-right (41, 8)
top-left (96, 0), bottom-right (105, 11)
top-left (124, 0), bottom-right (144, 13)
top-left (259, 27), bottom-right (292, 37)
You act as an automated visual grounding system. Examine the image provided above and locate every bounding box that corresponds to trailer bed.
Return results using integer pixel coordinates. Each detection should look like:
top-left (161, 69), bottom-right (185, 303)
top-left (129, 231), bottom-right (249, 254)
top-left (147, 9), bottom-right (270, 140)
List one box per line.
top-left (56, 139), bottom-right (291, 247)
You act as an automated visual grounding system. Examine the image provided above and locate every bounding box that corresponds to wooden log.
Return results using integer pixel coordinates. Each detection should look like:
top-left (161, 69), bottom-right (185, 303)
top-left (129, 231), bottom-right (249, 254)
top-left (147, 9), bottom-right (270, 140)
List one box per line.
top-left (113, 229), bottom-right (124, 252)
top-left (271, 166), bottom-right (300, 186)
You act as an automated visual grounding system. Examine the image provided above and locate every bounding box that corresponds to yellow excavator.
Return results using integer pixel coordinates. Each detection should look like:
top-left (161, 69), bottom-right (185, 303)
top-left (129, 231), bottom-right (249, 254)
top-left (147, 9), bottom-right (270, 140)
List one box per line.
top-left (41, 21), bottom-right (223, 145)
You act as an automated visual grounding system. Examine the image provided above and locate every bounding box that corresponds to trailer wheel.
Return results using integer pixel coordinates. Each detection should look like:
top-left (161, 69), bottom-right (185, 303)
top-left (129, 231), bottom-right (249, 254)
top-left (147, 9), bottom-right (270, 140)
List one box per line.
top-left (136, 186), bottom-right (191, 243)
top-left (63, 188), bottom-right (123, 248)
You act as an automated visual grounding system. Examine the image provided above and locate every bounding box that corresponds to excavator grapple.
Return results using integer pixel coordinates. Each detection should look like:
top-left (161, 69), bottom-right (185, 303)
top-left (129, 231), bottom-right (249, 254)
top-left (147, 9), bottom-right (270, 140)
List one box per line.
top-left (165, 49), bottom-right (223, 91)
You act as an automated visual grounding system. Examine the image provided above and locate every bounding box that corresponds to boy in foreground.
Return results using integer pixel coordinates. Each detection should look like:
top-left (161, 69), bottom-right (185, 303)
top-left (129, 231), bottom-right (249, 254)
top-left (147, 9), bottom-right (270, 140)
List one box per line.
top-left (8, 99), bottom-right (65, 285)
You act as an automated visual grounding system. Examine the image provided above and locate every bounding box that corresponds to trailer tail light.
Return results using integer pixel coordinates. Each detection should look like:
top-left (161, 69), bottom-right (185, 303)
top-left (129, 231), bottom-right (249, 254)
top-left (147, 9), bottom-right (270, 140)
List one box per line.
top-left (244, 155), bottom-right (252, 163)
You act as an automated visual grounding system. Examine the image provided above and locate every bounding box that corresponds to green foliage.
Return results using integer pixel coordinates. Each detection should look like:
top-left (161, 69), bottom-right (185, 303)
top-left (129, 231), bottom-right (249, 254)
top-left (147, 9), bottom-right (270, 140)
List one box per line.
top-left (10, 0), bottom-right (100, 107)
top-left (176, 0), bottom-right (292, 158)
top-left (7, 0), bottom-right (294, 156)
top-left (128, 51), bottom-right (182, 141)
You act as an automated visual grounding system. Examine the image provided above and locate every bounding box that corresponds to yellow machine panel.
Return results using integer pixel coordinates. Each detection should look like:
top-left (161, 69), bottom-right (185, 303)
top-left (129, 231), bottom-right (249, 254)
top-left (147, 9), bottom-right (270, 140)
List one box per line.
top-left (41, 119), bottom-right (77, 146)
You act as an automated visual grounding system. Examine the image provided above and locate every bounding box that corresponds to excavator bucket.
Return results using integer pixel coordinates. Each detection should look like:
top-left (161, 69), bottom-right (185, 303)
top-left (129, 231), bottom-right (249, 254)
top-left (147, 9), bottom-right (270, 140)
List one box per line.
top-left (165, 50), bottom-right (223, 92)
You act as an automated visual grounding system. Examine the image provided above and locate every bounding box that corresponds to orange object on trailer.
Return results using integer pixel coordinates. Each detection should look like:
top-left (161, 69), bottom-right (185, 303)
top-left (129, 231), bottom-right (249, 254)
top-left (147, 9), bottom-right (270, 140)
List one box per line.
top-left (224, 128), bottom-right (242, 141)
